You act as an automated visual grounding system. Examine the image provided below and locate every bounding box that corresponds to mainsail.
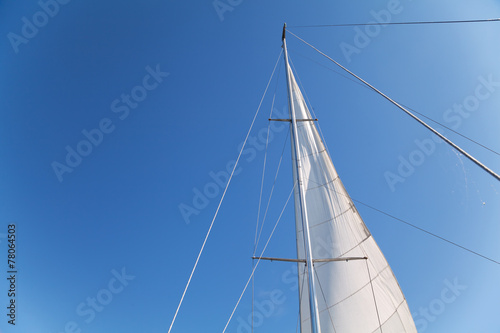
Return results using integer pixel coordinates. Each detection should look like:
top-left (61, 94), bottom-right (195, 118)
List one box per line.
top-left (284, 50), bottom-right (417, 332)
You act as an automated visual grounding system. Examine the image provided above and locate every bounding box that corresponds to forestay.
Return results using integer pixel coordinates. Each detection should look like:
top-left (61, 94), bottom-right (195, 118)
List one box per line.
top-left (286, 63), bottom-right (417, 333)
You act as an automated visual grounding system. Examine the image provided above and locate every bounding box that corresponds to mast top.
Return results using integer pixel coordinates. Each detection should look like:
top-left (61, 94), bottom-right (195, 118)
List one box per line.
top-left (282, 23), bottom-right (286, 41)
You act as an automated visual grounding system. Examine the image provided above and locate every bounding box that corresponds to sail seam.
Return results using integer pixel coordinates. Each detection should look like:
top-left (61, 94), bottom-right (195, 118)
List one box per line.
top-left (303, 175), bottom-right (339, 191)
top-left (306, 206), bottom-right (355, 230)
top-left (319, 263), bottom-right (391, 311)
top-left (297, 264), bottom-right (308, 333)
top-left (334, 235), bottom-right (371, 262)
top-left (291, 147), bottom-right (326, 161)
top-left (293, 174), bottom-right (341, 234)
top-left (295, 234), bottom-right (372, 268)
top-left (369, 300), bottom-right (408, 333)
top-left (314, 267), bottom-right (338, 333)
top-left (366, 259), bottom-right (384, 332)
top-left (302, 176), bottom-right (374, 242)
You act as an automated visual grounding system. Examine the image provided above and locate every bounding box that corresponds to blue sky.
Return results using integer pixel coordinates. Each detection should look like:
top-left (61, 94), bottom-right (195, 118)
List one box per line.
top-left (0, 1), bottom-right (499, 332)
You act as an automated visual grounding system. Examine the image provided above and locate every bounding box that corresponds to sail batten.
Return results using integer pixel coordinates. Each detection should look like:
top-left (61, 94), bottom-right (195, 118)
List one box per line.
top-left (284, 60), bottom-right (417, 333)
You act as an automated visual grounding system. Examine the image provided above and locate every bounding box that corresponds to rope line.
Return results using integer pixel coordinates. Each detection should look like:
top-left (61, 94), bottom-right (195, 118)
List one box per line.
top-left (296, 264), bottom-right (308, 333)
top-left (289, 49), bottom-right (500, 157)
top-left (252, 57), bottom-right (283, 333)
top-left (305, 173), bottom-right (500, 265)
top-left (167, 49), bottom-right (282, 333)
top-left (290, 18), bottom-right (500, 28)
top-left (352, 199), bottom-right (500, 266)
top-left (314, 268), bottom-right (337, 332)
top-left (287, 30), bottom-right (500, 182)
top-left (254, 59), bottom-right (283, 253)
top-left (365, 260), bottom-right (383, 332)
top-left (222, 184), bottom-right (296, 333)
top-left (254, 131), bottom-right (290, 253)
top-left (400, 104), bottom-right (500, 157)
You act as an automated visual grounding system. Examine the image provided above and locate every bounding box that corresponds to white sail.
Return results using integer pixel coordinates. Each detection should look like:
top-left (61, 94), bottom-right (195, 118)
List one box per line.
top-left (286, 63), bottom-right (417, 333)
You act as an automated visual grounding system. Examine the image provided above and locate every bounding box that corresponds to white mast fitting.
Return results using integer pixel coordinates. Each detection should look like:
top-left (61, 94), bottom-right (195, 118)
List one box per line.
top-left (280, 24), bottom-right (418, 333)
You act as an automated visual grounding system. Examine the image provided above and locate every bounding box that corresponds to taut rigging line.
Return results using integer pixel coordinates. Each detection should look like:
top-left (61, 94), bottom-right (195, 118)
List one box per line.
top-left (287, 29), bottom-right (500, 183)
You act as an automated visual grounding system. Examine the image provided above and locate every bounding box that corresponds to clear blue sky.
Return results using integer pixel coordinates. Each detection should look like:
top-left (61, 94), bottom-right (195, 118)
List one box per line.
top-left (0, 1), bottom-right (499, 332)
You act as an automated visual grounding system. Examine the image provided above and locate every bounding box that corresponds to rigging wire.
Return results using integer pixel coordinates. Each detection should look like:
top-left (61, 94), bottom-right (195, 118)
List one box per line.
top-left (313, 269), bottom-right (337, 332)
top-left (254, 131), bottom-right (290, 252)
top-left (289, 49), bottom-right (500, 157)
top-left (286, 29), bottom-right (500, 183)
top-left (249, 130), bottom-right (291, 332)
top-left (296, 264), bottom-right (308, 333)
top-left (289, 18), bottom-right (500, 28)
top-left (351, 198), bottom-right (500, 266)
top-left (253, 110), bottom-right (271, 251)
top-left (304, 176), bottom-right (500, 266)
top-left (310, 168), bottom-right (500, 265)
top-left (365, 261), bottom-right (383, 330)
top-left (251, 259), bottom-right (255, 333)
top-left (252, 56), bottom-right (283, 333)
top-left (401, 106), bottom-right (500, 157)
top-left (222, 184), bottom-right (296, 333)
top-left (254, 58), bottom-right (284, 256)
top-left (166, 50), bottom-right (282, 333)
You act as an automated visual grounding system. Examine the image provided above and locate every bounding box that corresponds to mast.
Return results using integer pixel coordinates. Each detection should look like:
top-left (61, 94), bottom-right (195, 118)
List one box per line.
top-left (282, 23), bottom-right (322, 333)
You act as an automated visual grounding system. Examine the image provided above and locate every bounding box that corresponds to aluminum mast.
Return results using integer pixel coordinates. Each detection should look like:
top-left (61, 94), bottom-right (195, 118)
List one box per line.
top-left (282, 23), bottom-right (321, 333)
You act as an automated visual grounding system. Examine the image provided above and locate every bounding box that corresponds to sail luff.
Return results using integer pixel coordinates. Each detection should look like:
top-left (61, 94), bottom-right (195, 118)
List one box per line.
top-left (282, 24), bottom-right (322, 333)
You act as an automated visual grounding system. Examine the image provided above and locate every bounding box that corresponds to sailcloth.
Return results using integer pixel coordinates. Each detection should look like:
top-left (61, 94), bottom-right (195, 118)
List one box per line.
top-left (287, 64), bottom-right (417, 333)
